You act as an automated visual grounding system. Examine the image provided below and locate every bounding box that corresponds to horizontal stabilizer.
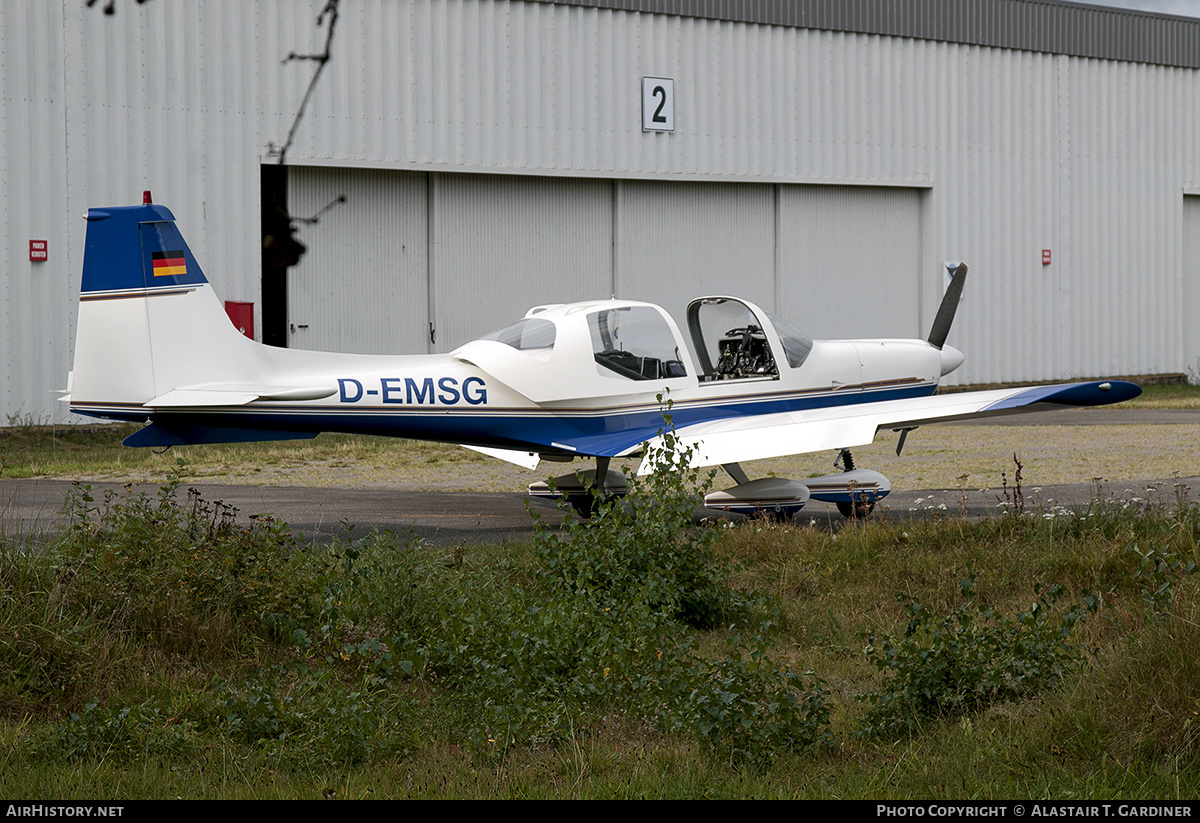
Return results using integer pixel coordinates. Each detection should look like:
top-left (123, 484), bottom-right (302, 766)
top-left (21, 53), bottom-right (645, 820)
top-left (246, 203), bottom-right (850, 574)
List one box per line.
top-left (148, 390), bottom-right (260, 408)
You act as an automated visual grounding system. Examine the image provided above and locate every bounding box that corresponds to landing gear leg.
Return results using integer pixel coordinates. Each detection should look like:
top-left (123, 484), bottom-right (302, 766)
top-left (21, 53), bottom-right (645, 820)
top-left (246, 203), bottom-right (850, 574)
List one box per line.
top-left (834, 449), bottom-right (876, 519)
top-left (567, 456), bottom-right (611, 519)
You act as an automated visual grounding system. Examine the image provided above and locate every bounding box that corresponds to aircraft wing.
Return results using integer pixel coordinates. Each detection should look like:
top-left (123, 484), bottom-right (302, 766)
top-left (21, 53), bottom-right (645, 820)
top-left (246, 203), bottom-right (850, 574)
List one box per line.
top-left (636, 380), bottom-right (1141, 473)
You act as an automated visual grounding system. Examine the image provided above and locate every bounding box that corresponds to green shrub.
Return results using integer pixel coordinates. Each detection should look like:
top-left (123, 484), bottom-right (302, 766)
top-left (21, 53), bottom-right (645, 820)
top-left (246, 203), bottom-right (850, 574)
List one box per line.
top-left (660, 638), bottom-right (832, 766)
top-left (345, 416), bottom-right (833, 764)
top-left (54, 470), bottom-right (324, 649)
top-left (25, 698), bottom-right (200, 762)
top-left (858, 577), bottom-right (1092, 738)
top-left (219, 665), bottom-right (400, 767)
top-left (1129, 544), bottom-right (1198, 617)
top-left (12, 427), bottom-right (830, 770)
top-left (530, 424), bottom-right (749, 629)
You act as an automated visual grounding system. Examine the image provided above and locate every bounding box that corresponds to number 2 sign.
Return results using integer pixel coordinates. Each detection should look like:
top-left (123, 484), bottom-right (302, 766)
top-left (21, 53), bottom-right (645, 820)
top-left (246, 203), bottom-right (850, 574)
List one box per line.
top-left (641, 77), bottom-right (674, 132)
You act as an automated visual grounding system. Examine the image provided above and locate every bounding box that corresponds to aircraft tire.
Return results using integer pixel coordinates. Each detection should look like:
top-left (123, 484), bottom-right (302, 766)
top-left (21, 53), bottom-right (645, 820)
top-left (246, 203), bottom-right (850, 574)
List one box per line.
top-left (837, 500), bottom-right (875, 519)
top-left (568, 494), bottom-right (597, 519)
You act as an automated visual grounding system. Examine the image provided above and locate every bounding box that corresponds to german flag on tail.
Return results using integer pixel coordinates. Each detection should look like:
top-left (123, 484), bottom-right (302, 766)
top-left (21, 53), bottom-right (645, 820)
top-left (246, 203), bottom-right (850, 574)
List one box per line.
top-left (152, 250), bottom-right (187, 277)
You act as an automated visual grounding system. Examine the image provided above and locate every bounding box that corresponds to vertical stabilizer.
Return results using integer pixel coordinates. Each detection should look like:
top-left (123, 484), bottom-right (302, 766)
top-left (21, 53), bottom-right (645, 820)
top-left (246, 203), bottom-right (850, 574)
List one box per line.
top-left (69, 202), bottom-right (262, 420)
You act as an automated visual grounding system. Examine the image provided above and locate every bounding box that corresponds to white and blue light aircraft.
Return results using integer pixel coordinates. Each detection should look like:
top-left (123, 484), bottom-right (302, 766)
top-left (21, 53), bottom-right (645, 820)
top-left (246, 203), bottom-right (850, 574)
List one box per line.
top-left (65, 197), bottom-right (1141, 518)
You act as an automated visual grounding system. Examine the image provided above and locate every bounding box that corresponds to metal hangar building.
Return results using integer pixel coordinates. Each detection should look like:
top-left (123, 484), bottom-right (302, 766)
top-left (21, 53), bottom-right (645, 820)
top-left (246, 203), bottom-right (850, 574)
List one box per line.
top-left (4, 0), bottom-right (1200, 422)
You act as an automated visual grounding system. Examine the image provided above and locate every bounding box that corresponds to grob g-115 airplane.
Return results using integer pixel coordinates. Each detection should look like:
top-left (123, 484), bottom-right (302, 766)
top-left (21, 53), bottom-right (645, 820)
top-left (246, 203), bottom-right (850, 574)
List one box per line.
top-left (64, 197), bottom-right (1140, 519)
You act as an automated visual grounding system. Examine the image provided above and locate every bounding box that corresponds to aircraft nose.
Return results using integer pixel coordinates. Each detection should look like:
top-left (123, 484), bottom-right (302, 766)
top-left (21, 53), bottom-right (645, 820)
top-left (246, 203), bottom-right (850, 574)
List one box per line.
top-left (939, 344), bottom-right (965, 376)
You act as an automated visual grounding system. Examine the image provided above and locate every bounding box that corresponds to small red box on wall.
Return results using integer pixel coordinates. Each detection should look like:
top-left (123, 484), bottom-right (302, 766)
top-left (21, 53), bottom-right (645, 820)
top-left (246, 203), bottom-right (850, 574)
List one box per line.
top-left (224, 301), bottom-right (254, 339)
top-left (29, 240), bottom-right (47, 262)
top-left (1042, 249), bottom-right (1052, 265)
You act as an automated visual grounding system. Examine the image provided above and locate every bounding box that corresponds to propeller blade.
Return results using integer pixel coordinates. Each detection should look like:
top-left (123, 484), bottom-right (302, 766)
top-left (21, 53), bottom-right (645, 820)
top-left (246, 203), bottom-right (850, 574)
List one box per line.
top-left (928, 262), bottom-right (968, 350)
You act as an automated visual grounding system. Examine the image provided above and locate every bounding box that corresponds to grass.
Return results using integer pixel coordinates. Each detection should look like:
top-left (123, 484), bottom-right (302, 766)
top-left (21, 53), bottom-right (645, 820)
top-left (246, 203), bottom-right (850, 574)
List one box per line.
top-left (1118, 381), bottom-right (1200, 409)
top-left (0, 422), bottom-right (530, 488)
top-left (1, 384), bottom-right (1198, 797)
top-left (1, 462), bottom-right (1199, 798)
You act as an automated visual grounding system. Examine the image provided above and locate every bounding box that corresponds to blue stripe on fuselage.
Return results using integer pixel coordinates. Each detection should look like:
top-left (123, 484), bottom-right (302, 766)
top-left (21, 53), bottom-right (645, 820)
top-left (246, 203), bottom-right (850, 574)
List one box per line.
top-left (83, 381), bottom-right (936, 455)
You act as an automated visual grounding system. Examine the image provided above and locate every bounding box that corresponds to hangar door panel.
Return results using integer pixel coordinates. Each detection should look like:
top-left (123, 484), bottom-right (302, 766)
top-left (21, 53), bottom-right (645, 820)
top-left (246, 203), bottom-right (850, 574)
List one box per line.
top-left (287, 167), bottom-right (429, 354)
top-left (615, 181), bottom-right (776, 325)
top-left (778, 187), bottom-right (922, 341)
top-left (1185, 196), bottom-right (1200, 373)
top-left (430, 174), bottom-right (613, 351)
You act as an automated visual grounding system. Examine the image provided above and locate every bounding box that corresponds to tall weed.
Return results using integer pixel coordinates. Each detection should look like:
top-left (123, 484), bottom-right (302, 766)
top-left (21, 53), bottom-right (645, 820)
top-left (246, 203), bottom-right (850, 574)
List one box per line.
top-left (54, 468), bottom-right (323, 650)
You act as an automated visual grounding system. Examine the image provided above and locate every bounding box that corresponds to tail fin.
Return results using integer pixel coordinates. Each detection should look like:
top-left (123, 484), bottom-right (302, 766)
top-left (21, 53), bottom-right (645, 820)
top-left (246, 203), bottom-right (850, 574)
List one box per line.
top-left (68, 201), bottom-right (263, 420)
top-left (79, 202), bottom-right (211, 295)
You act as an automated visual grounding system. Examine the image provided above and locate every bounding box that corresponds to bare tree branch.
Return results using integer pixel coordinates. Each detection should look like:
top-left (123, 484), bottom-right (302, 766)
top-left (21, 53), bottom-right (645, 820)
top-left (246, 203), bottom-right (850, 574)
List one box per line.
top-left (86, 0), bottom-right (151, 16)
top-left (269, 0), bottom-right (341, 166)
top-left (293, 195), bottom-right (348, 225)
top-left (89, 0), bottom-right (346, 275)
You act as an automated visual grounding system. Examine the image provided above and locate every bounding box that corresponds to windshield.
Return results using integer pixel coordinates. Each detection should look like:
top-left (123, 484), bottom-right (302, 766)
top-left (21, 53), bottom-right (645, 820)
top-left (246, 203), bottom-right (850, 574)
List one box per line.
top-left (763, 309), bottom-right (813, 368)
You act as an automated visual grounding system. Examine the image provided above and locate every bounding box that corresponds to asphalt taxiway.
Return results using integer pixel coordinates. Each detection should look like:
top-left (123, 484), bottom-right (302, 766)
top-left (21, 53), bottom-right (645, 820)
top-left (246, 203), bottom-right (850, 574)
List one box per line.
top-left (3, 408), bottom-right (1198, 545)
top-left (2, 473), bottom-right (1197, 547)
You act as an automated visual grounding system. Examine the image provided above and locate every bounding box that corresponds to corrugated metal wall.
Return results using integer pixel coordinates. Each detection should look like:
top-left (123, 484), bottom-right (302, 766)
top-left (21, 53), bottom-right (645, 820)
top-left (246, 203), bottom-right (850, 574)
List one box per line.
top-left (430, 173), bottom-right (615, 350)
top-left (4, 0), bottom-right (1200, 421)
top-left (613, 181), bottom-right (778, 323)
top-left (1, 3), bottom-right (71, 422)
top-left (777, 186), bottom-right (923, 341)
top-left (1184, 195), bottom-right (1200, 381)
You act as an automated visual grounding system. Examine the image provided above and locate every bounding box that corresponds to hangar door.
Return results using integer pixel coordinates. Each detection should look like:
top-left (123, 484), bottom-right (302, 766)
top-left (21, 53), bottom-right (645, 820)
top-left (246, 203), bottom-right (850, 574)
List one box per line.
top-left (282, 167), bottom-right (924, 355)
top-left (777, 186), bottom-right (923, 341)
top-left (285, 167), bottom-right (612, 354)
top-left (429, 173), bottom-right (613, 351)
top-left (285, 167), bottom-right (430, 355)
top-left (1185, 195), bottom-right (1200, 374)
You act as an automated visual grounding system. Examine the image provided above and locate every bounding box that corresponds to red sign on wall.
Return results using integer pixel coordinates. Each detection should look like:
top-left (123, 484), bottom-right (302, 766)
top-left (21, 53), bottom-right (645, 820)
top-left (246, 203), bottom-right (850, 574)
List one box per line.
top-left (29, 240), bottom-right (47, 262)
top-left (1042, 249), bottom-right (1052, 265)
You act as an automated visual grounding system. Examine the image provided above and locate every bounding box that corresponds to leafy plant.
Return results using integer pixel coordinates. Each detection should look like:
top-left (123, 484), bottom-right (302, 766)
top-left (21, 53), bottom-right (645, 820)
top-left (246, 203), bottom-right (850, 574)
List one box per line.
top-left (53, 467), bottom-right (325, 650)
top-left (530, 411), bottom-right (745, 628)
top-left (661, 634), bottom-right (832, 766)
top-left (1129, 544), bottom-right (1198, 617)
top-left (338, 410), bottom-right (834, 764)
top-left (25, 698), bottom-right (200, 762)
top-left (219, 665), bottom-right (398, 767)
top-left (858, 576), bottom-right (1093, 738)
